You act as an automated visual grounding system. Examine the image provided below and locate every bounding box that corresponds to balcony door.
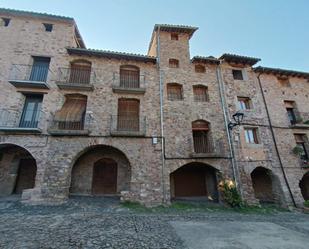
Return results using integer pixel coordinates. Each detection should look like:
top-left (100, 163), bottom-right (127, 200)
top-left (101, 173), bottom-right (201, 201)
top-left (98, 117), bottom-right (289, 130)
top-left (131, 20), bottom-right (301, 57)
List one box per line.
top-left (117, 99), bottom-right (139, 131)
top-left (192, 120), bottom-right (210, 153)
top-left (29, 57), bottom-right (50, 82)
top-left (19, 95), bottom-right (42, 128)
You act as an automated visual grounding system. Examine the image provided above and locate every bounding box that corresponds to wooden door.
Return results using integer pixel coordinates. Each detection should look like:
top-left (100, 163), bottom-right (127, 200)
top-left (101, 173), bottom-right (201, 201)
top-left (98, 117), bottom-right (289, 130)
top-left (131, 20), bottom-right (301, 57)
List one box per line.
top-left (117, 99), bottom-right (139, 131)
top-left (14, 159), bottom-right (37, 194)
top-left (173, 167), bottom-right (207, 197)
top-left (92, 158), bottom-right (118, 195)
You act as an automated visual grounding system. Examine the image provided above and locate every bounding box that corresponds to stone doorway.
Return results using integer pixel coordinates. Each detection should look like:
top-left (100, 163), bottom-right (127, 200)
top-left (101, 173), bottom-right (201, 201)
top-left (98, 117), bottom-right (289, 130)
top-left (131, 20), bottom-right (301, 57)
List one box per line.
top-left (0, 144), bottom-right (37, 197)
top-left (92, 158), bottom-right (118, 195)
top-left (299, 172), bottom-right (309, 201)
top-left (170, 163), bottom-right (218, 201)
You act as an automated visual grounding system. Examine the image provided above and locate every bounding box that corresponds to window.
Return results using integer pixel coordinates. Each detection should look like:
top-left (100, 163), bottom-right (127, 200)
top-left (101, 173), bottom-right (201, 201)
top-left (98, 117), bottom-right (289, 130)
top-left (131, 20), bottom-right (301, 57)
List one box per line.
top-left (117, 98), bottom-right (140, 131)
top-left (167, 83), bottom-right (183, 100)
top-left (69, 60), bottom-right (92, 84)
top-left (278, 76), bottom-right (290, 87)
top-left (238, 97), bottom-right (251, 110)
top-left (195, 64), bottom-right (206, 73)
top-left (244, 128), bottom-right (259, 144)
top-left (0, 18), bottom-right (10, 27)
top-left (284, 101), bottom-right (297, 124)
top-left (232, 69), bottom-right (244, 80)
top-left (192, 120), bottom-right (211, 153)
top-left (294, 134), bottom-right (308, 160)
top-left (30, 57), bottom-right (50, 82)
top-left (19, 95), bottom-right (43, 128)
top-left (169, 59), bottom-right (179, 68)
top-left (54, 94), bottom-right (87, 130)
top-left (120, 65), bottom-right (140, 88)
top-left (43, 23), bottom-right (53, 32)
top-left (171, 33), bottom-right (178, 40)
top-left (193, 85), bottom-right (208, 102)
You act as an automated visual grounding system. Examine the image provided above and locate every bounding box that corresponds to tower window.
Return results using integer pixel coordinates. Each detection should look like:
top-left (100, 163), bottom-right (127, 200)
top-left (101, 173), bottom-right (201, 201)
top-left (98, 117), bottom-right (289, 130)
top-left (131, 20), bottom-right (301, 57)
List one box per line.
top-left (43, 23), bottom-right (53, 32)
top-left (171, 33), bottom-right (179, 40)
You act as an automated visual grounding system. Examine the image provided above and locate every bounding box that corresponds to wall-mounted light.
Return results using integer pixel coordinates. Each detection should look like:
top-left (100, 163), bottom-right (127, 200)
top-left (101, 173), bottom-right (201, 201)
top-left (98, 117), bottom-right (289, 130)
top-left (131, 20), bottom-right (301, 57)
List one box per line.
top-left (228, 112), bottom-right (244, 130)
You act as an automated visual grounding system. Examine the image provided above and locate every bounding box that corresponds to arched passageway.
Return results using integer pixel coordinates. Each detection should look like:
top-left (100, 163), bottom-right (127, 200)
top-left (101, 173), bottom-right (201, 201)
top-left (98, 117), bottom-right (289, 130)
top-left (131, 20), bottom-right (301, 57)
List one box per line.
top-left (170, 162), bottom-right (219, 201)
top-left (251, 167), bottom-right (281, 203)
top-left (0, 144), bottom-right (37, 196)
top-left (300, 172), bottom-right (309, 201)
top-left (70, 145), bottom-right (131, 196)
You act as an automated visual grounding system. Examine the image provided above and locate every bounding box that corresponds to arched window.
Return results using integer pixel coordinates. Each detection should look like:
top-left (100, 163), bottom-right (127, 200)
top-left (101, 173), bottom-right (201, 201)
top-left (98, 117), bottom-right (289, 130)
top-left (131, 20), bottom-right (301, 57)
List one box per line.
top-left (167, 83), bottom-right (183, 101)
top-left (195, 64), bottom-right (206, 73)
top-left (193, 85), bottom-right (209, 102)
top-left (192, 120), bottom-right (210, 153)
top-left (120, 65), bottom-right (140, 88)
top-left (169, 59), bottom-right (179, 68)
top-left (69, 60), bottom-right (92, 84)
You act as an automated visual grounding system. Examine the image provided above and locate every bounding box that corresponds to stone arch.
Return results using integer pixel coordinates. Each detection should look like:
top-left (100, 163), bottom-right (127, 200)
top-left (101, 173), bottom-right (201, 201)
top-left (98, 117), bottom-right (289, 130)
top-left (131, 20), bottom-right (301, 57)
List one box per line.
top-left (69, 144), bottom-right (131, 196)
top-left (250, 166), bottom-right (282, 204)
top-left (0, 143), bottom-right (37, 197)
top-left (169, 162), bottom-right (219, 201)
top-left (299, 171), bottom-right (309, 201)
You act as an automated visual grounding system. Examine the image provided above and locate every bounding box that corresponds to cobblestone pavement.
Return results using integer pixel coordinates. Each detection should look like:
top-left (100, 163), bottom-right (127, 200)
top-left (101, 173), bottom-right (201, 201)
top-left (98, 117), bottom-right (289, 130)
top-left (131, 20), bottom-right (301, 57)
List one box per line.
top-left (0, 196), bottom-right (308, 249)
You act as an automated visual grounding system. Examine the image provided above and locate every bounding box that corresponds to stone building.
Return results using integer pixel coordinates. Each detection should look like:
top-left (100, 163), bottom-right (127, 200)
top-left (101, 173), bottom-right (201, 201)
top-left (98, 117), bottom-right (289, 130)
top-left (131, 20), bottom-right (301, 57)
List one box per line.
top-left (0, 8), bottom-right (308, 207)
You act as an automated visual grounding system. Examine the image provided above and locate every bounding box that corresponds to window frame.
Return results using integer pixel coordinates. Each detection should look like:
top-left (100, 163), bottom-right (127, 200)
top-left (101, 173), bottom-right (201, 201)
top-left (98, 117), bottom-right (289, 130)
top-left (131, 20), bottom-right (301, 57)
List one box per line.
top-left (169, 59), bottom-right (179, 68)
top-left (193, 85), bottom-right (209, 102)
top-left (1, 17), bottom-right (10, 27)
top-left (244, 128), bottom-right (259, 144)
top-left (43, 23), bottom-right (53, 32)
top-left (171, 33), bottom-right (179, 40)
top-left (167, 83), bottom-right (183, 101)
top-left (195, 64), bottom-right (206, 73)
top-left (237, 97), bottom-right (251, 110)
top-left (232, 69), bottom-right (244, 80)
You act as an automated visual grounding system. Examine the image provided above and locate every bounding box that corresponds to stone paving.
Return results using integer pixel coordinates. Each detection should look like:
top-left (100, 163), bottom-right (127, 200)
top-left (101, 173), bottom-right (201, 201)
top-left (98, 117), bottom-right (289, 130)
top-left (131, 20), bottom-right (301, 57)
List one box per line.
top-left (0, 196), bottom-right (308, 249)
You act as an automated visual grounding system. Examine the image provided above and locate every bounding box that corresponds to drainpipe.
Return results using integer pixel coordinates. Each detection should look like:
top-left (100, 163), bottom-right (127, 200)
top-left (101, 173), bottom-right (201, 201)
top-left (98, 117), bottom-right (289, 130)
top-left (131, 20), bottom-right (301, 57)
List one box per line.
top-left (216, 63), bottom-right (242, 195)
top-left (156, 27), bottom-right (167, 203)
top-left (256, 73), bottom-right (297, 207)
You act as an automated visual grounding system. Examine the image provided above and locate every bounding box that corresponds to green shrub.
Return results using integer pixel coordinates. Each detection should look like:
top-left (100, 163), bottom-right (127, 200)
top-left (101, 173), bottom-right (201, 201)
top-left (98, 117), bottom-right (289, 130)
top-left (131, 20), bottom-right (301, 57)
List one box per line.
top-left (292, 146), bottom-right (304, 156)
top-left (304, 120), bottom-right (309, 125)
top-left (304, 200), bottom-right (309, 208)
top-left (218, 179), bottom-right (243, 208)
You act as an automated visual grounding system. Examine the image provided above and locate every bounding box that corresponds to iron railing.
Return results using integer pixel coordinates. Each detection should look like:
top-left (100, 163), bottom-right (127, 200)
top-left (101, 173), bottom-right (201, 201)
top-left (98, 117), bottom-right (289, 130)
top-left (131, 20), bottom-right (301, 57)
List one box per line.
top-left (0, 109), bottom-right (44, 129)
top-left (49, 115), bottom-right (87, 131)
top-left (113, 72), bottom-right (145, 89)
top-left (57, 67), bottom-right (96, 85)
top-left (287, 112), bottom-right (309, 125)
top-left (9, 64), bottom-right (51, 82)
top-left (192, 138), bottom-right (225, 155)
top-left (110, 115), bottom-right (146, 134)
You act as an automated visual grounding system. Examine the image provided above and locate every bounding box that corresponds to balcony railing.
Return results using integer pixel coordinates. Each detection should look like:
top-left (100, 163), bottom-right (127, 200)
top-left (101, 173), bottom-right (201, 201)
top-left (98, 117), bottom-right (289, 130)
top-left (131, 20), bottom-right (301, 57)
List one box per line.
top-left (110, 115), bottom-right (146, 136)
top-left (112, 72), bottom-right (146, 93)
top-left (48, 114), bottom-right (89, 135)
top-left (288, 112), bottom-right (309, 127)
top-left (0, 109), bottom-right (43, 133)
top-left (193, 136), bottom-right (213, 153)
top-left (9, 64), bottom-right (50, 89)
top-left (56, 67), bottom-right (96, 90)
top-left (191, 139), bottom-right (225, 157)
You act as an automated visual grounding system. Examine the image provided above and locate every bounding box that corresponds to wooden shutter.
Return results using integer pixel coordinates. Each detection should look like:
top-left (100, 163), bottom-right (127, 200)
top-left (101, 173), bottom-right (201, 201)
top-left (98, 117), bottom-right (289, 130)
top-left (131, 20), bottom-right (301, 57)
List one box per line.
top-left (117, 99), bottom-right (139, 131)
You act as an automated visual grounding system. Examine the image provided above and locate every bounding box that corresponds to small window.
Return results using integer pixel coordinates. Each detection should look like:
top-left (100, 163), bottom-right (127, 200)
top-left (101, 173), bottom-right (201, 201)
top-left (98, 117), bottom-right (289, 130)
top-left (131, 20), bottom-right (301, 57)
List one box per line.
top-left (294, 134), bottom-right (308, 160)
top-left (244, 128), bottom-right (259, 144)
top-left (195, 64), bottom-right (206, 73)
top-left (169, 59), bottom-right (179, 68)
top-left (43, 23), bottom-right (53, 32)
top-left (0, 18), bottom-right (10, 27)
top-left (232, 69), bottom-right (244, 80)
top-left (171, 33), bottom-right (179, 40)
top-left (238, 97), bottom-right (251, 110)
top-left (278, 77), bottom-right (290, 87)
top-left (167, 83), bottom-right (183, 101)
top-left (284, 101), bottom-right (297, 124)
top-left (193, 85), bottom-right (208, 102)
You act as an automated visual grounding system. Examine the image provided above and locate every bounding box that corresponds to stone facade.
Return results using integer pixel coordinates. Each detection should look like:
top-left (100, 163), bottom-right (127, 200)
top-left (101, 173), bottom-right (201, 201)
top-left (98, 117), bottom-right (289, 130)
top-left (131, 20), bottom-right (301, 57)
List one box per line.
top-left (0, 9), bottom-right (308, 207)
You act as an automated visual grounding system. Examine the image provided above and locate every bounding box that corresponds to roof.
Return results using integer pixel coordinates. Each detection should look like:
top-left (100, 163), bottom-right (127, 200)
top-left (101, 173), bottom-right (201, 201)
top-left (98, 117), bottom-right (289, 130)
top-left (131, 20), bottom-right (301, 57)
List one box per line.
top-left (191, 56), bottom-right (220, 65)
top-left (219, 53), bottom-right (261, 66)
top-left (254, 66), bottom-right (309, 79)
top-left (67, 48), bottom-right (157, 63)
top-left (154, 24), bottom-right (198, 38)
top-left (0, 8), bottom-right (74, 21)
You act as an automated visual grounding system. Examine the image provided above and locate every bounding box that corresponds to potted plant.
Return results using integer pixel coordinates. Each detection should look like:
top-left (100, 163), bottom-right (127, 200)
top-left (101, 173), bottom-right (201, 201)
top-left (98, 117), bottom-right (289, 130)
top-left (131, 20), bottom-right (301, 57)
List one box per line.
top-left (292, 146), bottom-right (304, 156)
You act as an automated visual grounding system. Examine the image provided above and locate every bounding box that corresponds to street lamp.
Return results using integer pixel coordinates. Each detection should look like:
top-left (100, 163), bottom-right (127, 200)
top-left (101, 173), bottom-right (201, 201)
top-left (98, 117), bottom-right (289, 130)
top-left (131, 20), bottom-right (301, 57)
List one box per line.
top-left (228, 112), bottom-right (244, 130)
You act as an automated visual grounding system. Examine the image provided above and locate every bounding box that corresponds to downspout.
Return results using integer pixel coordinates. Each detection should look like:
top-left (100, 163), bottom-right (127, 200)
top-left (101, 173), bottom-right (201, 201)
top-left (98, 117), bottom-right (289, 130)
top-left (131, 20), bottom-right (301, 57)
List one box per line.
top-left (157, 27), bottom-right (166, 203)
top-left (216, 62), bottom-right (242, 193)
top-left (256, 73), bottom-right (297, 207)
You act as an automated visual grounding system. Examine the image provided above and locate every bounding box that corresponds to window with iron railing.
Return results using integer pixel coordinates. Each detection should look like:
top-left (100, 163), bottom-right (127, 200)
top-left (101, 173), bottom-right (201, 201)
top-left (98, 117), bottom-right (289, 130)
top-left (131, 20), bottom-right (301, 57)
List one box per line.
top-left (69, 60), bottom-right (92, 84)
top-left (294, 134), bottom-right (309, 160)
top-left (192, 120), bottom-right (211, 153)
top-left (167, 83), bottom-right (183, 101)
top-left (119, 65), bottom-right (140, 89)
top-left (193, 85), bottom-right (208, 102)
top-left (19, 95), bottom-right (43, 128)
top-left (117, 98), bottom-right (140, 132)
top-left (195, 64), bottom-right (206, 73)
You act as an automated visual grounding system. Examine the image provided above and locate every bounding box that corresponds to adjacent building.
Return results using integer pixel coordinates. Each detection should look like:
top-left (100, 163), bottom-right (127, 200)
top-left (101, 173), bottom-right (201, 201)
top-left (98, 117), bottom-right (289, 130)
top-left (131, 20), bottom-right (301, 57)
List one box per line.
top-left (0, 8), bottom-right (308, 207)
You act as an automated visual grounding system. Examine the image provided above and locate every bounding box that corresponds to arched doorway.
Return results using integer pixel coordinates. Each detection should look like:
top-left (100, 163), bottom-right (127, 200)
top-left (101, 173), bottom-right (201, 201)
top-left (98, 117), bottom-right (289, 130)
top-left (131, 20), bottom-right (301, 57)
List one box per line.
top-left (170, 162), bottom-right (219, 201)
top-left (0, 144), bottom-right (37, 197)
top-left (70, 145), bottom-right (130, 196)
top-left (300, 172), bottom-right (309, 200)
top-left (251, 167), bottom-right (276, 203)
